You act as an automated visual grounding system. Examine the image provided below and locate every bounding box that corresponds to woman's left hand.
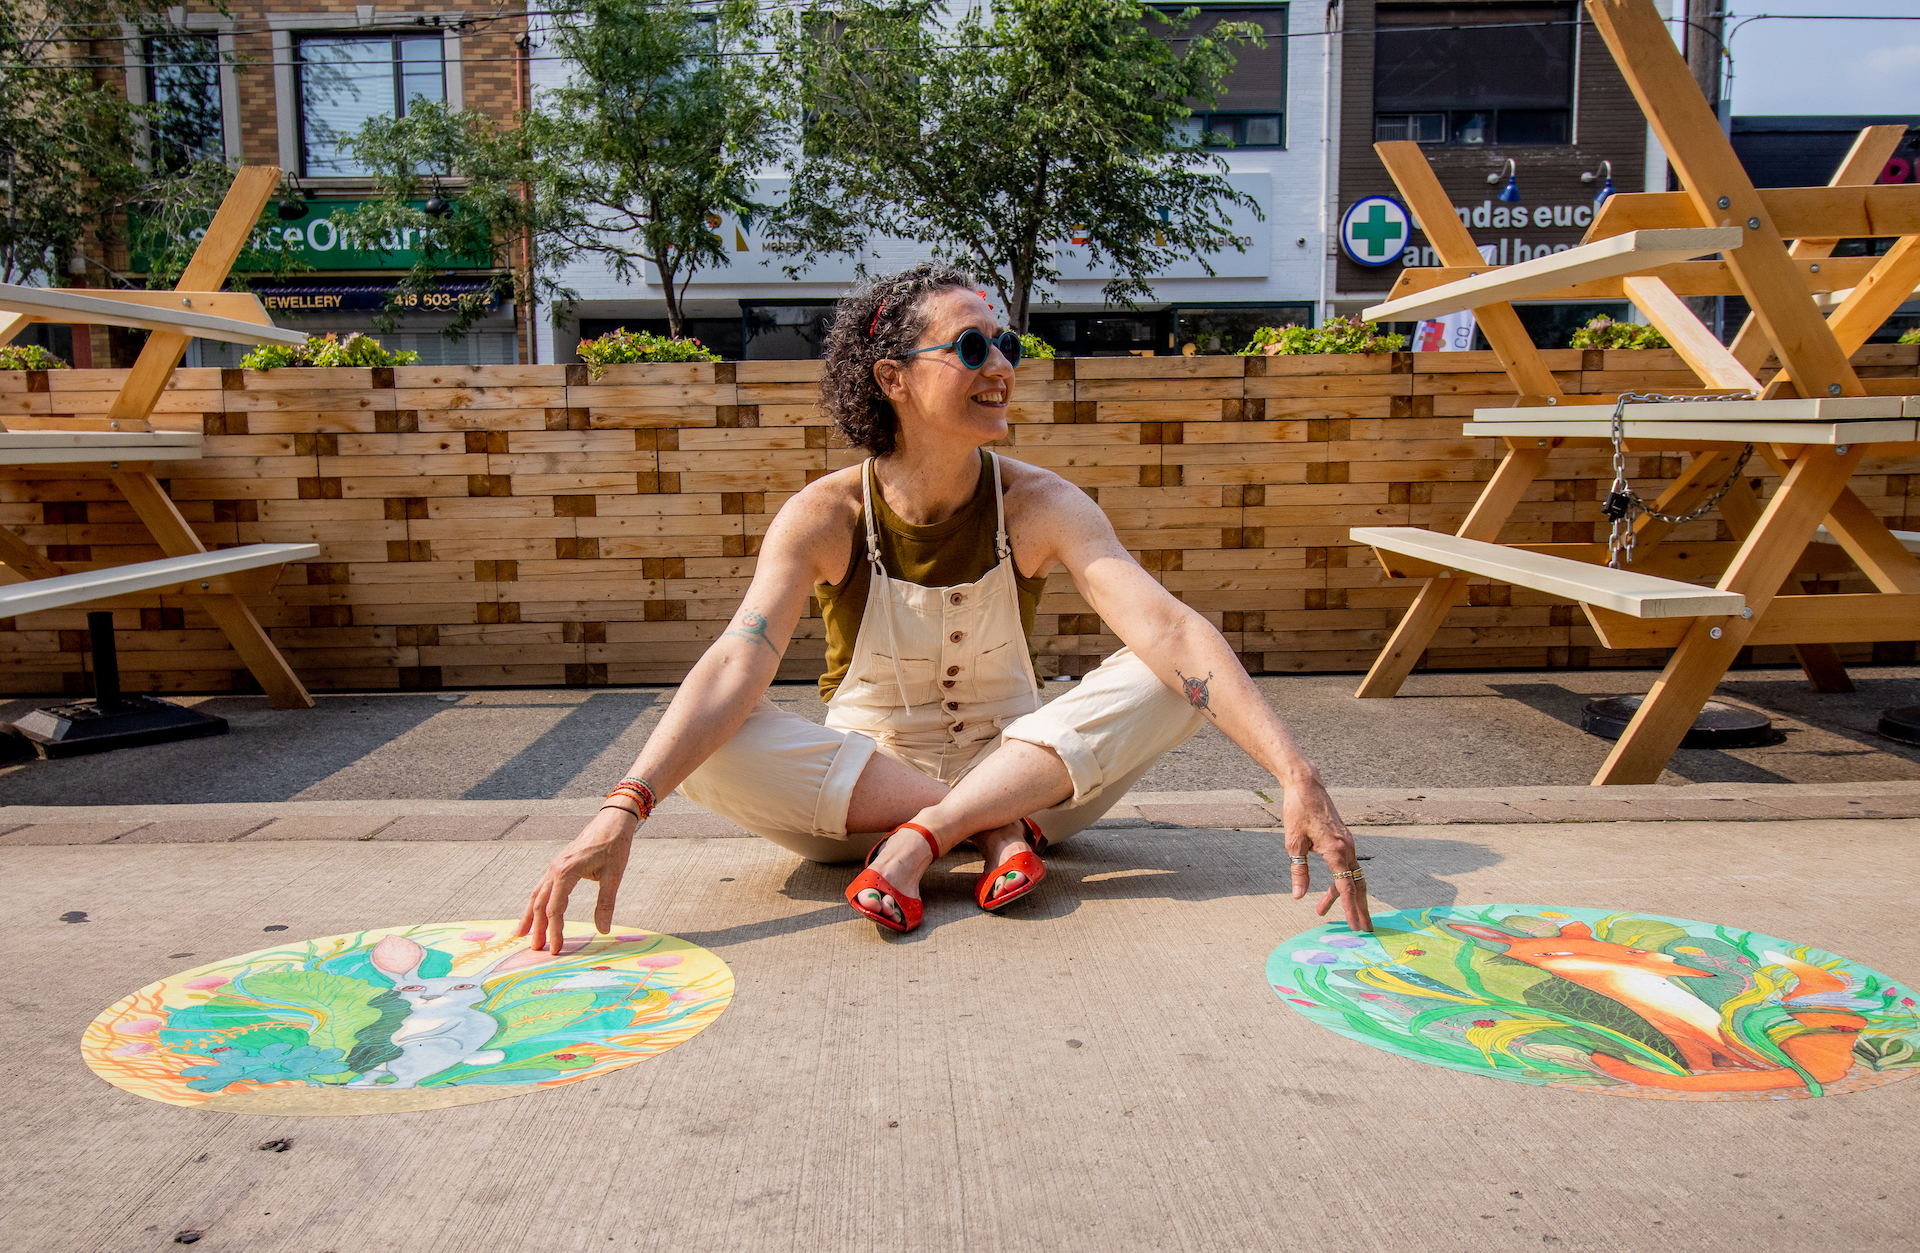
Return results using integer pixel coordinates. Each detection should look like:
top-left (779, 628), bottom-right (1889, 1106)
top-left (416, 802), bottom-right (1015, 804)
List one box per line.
top-left (1281, 780), bottom-right (1372, 933)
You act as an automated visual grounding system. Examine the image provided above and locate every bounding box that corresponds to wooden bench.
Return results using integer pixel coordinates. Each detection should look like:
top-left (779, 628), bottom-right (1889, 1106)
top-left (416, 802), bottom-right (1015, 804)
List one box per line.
top-left (1362, 226), bottom-right (1744, 323)
top-left (0, 545), bottom-right (319, 618)
top-left (1351, 526), bottom-right (1747, 619)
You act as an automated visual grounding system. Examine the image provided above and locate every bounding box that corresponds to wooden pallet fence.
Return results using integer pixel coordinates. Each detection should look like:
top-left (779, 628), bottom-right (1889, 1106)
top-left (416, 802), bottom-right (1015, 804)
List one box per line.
top-left (0, 345), bottom-right (1912, 695)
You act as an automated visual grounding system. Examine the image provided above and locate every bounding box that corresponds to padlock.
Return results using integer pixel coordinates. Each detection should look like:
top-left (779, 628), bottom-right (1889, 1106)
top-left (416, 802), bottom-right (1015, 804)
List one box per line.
top-left (1602, 491), bottom-right (1633, 520)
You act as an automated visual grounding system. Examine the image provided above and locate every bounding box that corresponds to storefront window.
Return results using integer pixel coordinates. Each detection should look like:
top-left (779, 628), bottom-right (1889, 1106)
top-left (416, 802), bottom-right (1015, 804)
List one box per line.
top-left (1374, 4), bottom-right (1573, 146)
top-left (146, 34), bottom-right (224, 171)
top-left (298, 34), bottom-right (446, 177)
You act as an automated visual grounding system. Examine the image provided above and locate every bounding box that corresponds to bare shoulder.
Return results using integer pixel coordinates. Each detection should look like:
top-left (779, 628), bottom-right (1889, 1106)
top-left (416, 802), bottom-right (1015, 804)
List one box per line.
top-left (762, 465), bottom-right (864, 582)
top-left (999, 455), bottom-right (1109, 523)
top-left (995, 455), bottom-right (1122, 572)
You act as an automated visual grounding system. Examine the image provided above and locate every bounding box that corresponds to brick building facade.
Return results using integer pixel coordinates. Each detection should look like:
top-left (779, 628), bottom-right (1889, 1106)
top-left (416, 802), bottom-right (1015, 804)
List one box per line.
top-left (82, 3), bottom-right (531, 366)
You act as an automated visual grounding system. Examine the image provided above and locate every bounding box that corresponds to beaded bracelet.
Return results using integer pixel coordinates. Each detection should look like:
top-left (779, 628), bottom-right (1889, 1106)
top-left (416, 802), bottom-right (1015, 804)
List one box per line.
top-left (604, 775), bottom-right (657, 820)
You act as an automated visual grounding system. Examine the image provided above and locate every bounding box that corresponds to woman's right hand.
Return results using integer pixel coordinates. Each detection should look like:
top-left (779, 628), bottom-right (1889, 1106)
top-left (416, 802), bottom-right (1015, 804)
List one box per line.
top-left (516, 808), bottom-right (639, 954)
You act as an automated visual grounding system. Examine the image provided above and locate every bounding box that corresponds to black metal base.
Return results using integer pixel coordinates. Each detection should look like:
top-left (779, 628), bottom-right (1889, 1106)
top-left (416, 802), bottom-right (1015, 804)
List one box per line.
top-left (1580, 695), bottom-right (1780, 750)
top-left (1879, 706), bottom-right (1920, 747)
top-left (10, 694), bottom-right (228, 759)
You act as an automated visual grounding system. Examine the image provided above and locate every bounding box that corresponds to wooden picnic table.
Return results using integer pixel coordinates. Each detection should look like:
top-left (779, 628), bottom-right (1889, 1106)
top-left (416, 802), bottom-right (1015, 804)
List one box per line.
top-left (0, 167), bottom-right (318, 711)
top-left (1356, 398), bottom-right (1920, 785)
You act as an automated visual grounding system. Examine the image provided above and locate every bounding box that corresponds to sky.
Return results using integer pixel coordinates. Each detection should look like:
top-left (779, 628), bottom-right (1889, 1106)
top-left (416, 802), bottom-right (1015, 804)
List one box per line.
top-left (1722, 2), bottom-right (1920, 117)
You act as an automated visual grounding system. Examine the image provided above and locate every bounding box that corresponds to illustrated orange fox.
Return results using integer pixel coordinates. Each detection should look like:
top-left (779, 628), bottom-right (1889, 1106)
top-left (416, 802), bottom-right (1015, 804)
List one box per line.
top-left (1448, 921), bottom-right (1866, 1093)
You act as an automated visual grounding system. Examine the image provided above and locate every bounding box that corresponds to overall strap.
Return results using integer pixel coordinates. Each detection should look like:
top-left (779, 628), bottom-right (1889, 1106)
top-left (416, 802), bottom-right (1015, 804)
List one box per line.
top-left (990, 451), bottom-right (1010, 561)
top-left (861, 458), bottom-right (913, 714)
top-left (989, 452), bottom-right (1041, 712)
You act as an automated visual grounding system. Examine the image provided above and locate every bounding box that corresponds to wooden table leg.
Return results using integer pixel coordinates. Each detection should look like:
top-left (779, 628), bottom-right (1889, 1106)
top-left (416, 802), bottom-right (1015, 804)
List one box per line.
top-left (1356, 443), bottom-right (1552, 698)
top-left (1716, 475), bottom-right (1854, 692)
top-left (1593, 443), bottom-right (1866, 784)
top-left (113, 470), bottom-right (314, 710)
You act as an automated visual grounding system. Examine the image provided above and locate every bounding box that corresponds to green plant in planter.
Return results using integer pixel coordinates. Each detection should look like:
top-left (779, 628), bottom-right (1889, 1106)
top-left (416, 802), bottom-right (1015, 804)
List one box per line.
top-left (1568, 315), bottom-right (1669, 350)
top-left (239, 333), bottom-right (420, 370)
top-left (1240, 316), bottom-right (1405, 356)
top-left (1898, 327), bottom-right (1920, 345)
top-left (1017, 333), bottom-right (1056, 361)
top-left (575, 327), bottom-right (720, 379)
top-left (0, 345), bottom-right (69, 371)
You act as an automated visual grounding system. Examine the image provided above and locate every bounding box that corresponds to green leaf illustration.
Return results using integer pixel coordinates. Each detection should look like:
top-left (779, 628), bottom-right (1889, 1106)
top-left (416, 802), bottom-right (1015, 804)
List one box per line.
top-left (484, 991), bottom-right (596, 1053)
top-left (230, 971), bottom-right (388, 1055)
top-left (341, 988), bottom-right (411, 1079)
top-left (1522, 974), bottom-right (1685, 1067)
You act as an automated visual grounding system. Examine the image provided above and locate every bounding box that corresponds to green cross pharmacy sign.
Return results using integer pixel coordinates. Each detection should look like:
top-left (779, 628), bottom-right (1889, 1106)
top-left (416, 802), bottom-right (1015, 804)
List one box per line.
top-left (1340, 196), bottom-right (1412, 268)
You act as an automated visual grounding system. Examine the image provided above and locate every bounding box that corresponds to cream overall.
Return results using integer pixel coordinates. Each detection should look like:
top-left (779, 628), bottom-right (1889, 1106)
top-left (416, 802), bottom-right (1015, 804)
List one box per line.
top-left (680, 453), bottom-right (1206, 863)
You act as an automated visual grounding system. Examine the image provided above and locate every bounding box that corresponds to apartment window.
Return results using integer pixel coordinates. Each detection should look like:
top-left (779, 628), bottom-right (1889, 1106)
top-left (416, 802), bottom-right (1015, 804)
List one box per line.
top-left (146, 33), bottom-right (224, 170)
top-left (1374, 4), bottom-right (1573, 145)
top-left (297, 33), bottom-right (446, 176)
top-left (1162, 6), bottom-right (1287, 149)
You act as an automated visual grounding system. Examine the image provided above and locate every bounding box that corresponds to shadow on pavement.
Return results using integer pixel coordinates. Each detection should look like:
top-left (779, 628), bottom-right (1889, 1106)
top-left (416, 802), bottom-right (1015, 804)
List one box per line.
top-left (462, 691), bottom-right (663, 799)
top-left (0, 693), bottom-right (451, 805)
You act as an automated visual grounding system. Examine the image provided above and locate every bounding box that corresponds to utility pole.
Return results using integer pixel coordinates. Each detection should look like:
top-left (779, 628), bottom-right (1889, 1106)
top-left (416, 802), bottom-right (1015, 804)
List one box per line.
top-left (1684, 2), bottom-right (1728, 339)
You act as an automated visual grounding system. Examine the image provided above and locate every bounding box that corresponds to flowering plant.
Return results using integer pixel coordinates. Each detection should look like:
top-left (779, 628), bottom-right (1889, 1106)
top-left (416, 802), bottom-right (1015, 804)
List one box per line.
top-left (575, 327), bottom-right (720, 379)
top-left (1017, 332), bottom-right (1055, 360)
top-left (0, 344), bottom-right (69, 370)
top-left (239, 332), bottom-right (420, 370)
top-left (1569, 315), bottom-right (1669, 350)
top-left (1241, 316), bottom-right (1405, 356)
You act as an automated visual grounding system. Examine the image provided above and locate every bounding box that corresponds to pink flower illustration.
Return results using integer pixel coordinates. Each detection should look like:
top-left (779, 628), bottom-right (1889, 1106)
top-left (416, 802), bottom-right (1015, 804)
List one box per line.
top-left (616, 933), bottom-right (650, 942)
top-left (1288, 998), bottom-right (1318, 1007)
top-left (116, 1018), bottom-right (164, 1035)
top-left (184, 976), bottom-right (228, 991)
top-left (633, 955), bottom-right (682, 970)
top-left (461, 930), bottom-right (496, 941)
top-left (111, 1042), bottom-right (156, 1057)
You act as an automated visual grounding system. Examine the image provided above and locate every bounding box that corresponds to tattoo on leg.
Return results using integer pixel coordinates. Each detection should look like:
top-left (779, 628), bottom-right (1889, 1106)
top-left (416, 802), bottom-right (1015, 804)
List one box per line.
top-left (1175, 668), bottom-right (1215, 717)
top-left (723, 609), bottom-right (782, 657)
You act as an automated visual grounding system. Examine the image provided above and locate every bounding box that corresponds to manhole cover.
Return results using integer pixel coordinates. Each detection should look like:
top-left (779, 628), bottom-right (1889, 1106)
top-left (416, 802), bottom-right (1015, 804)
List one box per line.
top-left (1581, 695), bottom-right (1777, 748)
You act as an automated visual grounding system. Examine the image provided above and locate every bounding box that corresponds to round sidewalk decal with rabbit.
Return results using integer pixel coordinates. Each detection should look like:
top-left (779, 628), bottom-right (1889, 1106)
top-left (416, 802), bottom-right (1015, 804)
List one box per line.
top-left (1268, 906), bottom-right (1920, 1101)
top-left (83, 922), bottom-right (733, 1115)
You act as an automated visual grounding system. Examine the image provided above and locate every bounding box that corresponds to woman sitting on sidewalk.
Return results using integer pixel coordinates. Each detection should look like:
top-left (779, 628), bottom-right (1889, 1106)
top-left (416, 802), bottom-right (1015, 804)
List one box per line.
top-left (518, 262), bottom-right (1369, 943)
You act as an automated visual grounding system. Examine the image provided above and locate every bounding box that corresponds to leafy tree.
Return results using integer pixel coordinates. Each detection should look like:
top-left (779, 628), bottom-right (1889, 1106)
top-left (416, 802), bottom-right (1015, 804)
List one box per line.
top-left (765, 0), bottom-right (1264, 332)
top-left (0, 3), bottom-right (297, 293)
top-left (338, 0), bottom-right (781, 339)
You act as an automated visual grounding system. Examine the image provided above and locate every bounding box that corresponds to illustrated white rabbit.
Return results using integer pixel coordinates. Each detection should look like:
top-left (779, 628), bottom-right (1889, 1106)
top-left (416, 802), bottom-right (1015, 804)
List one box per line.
top-left (345, 934), bottom-right (555, 1089)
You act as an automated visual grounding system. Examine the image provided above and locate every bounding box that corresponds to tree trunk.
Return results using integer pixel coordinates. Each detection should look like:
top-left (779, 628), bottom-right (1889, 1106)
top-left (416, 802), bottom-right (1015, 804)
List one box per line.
top-left (658, 258), bottom-right (685, 338)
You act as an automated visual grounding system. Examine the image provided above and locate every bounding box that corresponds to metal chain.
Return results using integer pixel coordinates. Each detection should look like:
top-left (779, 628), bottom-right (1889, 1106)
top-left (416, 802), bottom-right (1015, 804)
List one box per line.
top-left (1603, 391), bottom-right (1757, 569)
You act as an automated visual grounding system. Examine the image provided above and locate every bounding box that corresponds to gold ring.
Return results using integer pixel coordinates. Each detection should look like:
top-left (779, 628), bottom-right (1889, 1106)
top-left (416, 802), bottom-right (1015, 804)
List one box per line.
top-left (1332, 869), bottom-right (1365, 881)
top-left (1289, 856), bottom-right (1309, 865)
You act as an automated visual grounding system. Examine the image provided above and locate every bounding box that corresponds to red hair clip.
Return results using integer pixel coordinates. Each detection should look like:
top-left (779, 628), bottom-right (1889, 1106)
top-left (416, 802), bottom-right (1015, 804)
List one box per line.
top-left (868, 299), bottom-right (887, 337)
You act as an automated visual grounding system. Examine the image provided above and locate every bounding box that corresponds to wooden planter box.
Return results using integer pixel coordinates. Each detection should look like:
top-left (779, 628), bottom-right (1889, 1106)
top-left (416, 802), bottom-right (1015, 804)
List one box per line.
top-left (0, 347), bottom-right (1912, 695)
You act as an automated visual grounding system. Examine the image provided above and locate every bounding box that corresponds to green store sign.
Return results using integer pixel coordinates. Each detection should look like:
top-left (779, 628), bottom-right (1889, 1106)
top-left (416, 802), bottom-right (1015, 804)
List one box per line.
top-left (134, 200), bottom-right (488, 273)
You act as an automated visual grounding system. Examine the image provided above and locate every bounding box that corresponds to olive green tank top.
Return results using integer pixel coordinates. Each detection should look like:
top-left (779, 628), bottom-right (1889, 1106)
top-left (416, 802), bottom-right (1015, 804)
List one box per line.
top-left (816, 451), bottom-right (1047, 701)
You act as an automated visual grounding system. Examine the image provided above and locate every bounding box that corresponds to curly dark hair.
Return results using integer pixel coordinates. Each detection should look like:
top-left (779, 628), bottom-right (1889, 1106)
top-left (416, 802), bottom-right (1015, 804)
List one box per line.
top-left (819, 261), bottom-right (979, 456)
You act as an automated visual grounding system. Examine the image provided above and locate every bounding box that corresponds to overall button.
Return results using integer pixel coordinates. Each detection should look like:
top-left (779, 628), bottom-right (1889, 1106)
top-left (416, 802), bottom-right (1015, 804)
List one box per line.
top-left (942, 680), bottom-right (955, 688)
top-left (949, 592), bottom-right (965, 606)
top-left (945, 665), bottom-right (960, 676)
top-left (951, 723), bottom-right (965, 732)
top-left (949, 630), bottom-right (964, 643)
top-left (945, 701), bottom-right (959, 710)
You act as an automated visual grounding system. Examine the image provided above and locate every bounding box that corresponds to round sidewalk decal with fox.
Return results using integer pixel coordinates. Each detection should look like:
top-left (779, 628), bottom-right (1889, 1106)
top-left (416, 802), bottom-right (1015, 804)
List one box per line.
top-left (83, 922), bottom-right (734, 1115)
top-left (1268, 906), bottom-right (1920, 1100)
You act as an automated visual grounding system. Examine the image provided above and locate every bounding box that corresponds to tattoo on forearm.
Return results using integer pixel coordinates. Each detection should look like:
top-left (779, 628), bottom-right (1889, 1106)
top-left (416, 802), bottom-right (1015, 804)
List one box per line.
top-left (724, 609), bottom-right (782, 657)
top-left (1175, 668), bottom-right (1215, 717)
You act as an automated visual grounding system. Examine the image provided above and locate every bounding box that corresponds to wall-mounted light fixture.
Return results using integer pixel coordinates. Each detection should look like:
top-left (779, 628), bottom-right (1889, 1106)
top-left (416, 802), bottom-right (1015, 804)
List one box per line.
top-left (1488, 158), bottom-right (1520, 204)
top-left (1581, 160), bottom-right (1615, 211)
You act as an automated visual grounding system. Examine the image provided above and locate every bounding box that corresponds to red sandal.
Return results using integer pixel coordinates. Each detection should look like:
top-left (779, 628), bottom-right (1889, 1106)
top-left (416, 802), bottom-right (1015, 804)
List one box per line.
top-left (845, 822), bottom-right (941, 934)
top-left (975, 818), bottom-right (1047, 912)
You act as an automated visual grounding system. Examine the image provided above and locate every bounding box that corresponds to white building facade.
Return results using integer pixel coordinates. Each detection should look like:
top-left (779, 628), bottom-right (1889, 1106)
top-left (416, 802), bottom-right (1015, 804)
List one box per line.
top-left (531, 3), bottom-right (1341, 363)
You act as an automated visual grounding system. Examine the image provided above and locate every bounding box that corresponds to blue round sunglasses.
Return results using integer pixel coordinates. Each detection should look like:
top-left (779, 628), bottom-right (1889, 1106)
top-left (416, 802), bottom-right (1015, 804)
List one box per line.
top-left (903, 327), bottom-right (1023, 370)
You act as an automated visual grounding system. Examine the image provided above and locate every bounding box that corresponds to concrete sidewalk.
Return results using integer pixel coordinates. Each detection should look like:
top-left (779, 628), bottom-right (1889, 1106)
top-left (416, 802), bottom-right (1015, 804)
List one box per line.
top-left (6, 813), bottom-right (1918, 1251)
top-left (2, 779), bottom-right (1918, 847)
